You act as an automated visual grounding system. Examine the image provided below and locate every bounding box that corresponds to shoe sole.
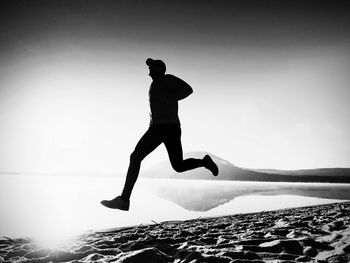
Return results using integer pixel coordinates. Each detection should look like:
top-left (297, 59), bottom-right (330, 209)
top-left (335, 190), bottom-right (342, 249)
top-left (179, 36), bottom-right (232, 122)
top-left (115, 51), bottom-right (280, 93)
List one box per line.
top-left (100, 200), bottom-right (129, 211)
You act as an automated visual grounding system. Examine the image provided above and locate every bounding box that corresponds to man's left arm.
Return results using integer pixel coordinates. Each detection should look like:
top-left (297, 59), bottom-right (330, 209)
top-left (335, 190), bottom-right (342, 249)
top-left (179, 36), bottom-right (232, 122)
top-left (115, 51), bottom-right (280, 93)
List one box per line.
top-left (166, 74), bottom-right (193, 101)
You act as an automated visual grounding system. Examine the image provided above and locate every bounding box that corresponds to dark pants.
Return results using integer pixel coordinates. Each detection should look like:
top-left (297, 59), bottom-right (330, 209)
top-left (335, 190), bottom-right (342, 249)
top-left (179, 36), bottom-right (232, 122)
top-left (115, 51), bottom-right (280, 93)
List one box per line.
top-left (121, 124), bottom-right (204, 200)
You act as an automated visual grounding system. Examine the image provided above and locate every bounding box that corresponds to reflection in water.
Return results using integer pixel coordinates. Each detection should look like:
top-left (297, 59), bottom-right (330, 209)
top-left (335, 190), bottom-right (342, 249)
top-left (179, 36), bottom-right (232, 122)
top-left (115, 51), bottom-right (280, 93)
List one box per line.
top-left (0, 174), bottom-right (349, 245)
top-left (205, 194), bottom-right (345, 217)
top-left (140, 179), bottom-right (350, 211)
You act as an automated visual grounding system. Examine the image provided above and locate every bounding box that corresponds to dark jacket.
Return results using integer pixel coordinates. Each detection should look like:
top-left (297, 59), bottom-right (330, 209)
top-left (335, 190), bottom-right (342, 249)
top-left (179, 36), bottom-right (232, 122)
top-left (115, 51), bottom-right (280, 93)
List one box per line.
top-left (149, 74), bottom-right (193, 126)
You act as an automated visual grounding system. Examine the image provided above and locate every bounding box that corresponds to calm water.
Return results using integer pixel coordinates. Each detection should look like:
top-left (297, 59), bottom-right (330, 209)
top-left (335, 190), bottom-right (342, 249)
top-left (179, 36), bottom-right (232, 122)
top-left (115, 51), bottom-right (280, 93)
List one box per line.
top-left (0, 173), bottom-right (349, 245)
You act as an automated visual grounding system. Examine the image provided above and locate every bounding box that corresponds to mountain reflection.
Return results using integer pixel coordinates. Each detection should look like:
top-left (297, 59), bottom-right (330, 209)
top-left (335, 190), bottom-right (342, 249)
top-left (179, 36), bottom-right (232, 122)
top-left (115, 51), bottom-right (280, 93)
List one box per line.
top-left (140, 179), bottom-right (350, 211)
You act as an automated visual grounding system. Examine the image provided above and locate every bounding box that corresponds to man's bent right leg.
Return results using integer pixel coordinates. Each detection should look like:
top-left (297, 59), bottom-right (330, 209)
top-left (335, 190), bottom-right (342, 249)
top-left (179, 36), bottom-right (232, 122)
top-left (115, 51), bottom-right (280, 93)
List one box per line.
top-left (164, 125), bottom-right (219, 176)
top-left (164, 125), bottom-right (204, 173)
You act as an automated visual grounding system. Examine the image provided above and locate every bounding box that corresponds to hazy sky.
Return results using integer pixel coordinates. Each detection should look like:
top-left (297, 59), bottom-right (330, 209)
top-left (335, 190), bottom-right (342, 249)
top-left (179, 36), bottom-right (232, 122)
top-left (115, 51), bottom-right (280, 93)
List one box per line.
top-left (1, 0), bottom-right (350, 173)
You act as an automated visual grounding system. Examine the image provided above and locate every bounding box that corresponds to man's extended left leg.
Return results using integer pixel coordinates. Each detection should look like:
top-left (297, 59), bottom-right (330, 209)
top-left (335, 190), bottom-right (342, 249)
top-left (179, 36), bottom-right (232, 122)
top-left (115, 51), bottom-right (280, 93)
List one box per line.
top-left (101, 126), bottom-right (163, 210)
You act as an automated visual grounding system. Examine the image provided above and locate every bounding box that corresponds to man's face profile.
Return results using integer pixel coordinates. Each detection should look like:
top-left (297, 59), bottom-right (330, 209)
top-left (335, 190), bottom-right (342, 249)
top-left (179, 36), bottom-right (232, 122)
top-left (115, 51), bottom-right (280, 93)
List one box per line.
top-left (149, 66), bottom-right (164, 78)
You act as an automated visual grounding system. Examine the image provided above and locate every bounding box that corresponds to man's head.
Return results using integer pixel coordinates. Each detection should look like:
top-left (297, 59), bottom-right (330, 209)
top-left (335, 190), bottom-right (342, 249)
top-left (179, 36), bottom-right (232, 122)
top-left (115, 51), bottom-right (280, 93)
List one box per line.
top-left (146, 58), bottom-right (166, 79)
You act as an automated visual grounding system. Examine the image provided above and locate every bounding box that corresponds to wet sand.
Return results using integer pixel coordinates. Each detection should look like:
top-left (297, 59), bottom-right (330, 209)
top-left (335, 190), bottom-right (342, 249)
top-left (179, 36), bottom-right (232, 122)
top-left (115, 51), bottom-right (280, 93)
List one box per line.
top-left (1, 202), bottom-right (350, 262)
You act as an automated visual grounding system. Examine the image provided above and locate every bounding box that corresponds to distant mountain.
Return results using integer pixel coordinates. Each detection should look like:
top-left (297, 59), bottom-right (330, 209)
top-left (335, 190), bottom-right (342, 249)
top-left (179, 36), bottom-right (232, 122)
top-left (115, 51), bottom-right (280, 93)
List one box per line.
top-left (142, 151), bottom-right (246, 180)
top-left (248, 168), bottom-right (350, 177)
top-left (142, 151), bottom-right (350, 183)
top-left (245, 167), bottom-right (350, 183)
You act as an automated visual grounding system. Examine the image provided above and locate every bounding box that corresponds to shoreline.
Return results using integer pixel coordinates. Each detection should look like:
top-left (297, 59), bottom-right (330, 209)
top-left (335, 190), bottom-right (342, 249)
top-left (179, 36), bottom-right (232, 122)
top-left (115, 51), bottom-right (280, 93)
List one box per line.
top-left (3, 172), bottom-right (350, 185)
top-left (2, 193), bottom-right (346, 241)
top-left (1, 201), bottom-right (350, 262)
top-left (95, 199), bottom-right (349, 234)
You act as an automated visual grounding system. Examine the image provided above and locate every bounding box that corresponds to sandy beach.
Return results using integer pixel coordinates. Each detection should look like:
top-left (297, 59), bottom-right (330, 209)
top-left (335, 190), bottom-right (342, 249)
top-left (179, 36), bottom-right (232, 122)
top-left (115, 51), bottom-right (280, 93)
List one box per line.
top-left (1, 201), bottom-right (350, 263)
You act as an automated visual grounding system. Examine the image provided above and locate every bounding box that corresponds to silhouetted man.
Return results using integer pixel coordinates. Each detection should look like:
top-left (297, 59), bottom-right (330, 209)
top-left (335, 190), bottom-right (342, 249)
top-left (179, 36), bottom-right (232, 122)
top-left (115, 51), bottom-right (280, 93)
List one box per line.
top-left (101, 58), bottom-right (219, 211)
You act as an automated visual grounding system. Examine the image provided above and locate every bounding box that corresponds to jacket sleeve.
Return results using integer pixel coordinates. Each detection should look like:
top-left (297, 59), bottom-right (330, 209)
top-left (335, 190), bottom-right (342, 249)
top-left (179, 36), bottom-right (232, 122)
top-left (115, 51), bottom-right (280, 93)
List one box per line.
top-left (166, 74), bottom-right (193, 101)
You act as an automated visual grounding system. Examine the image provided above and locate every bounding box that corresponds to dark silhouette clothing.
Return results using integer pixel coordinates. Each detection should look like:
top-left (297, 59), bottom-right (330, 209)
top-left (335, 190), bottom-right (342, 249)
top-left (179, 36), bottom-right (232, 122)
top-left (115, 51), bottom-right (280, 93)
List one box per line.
top-left (120, 74), bottom-right (197, 201)
top-left (121, 124), bottom-right (204, 200)
top-left (101, 59), bottom-right (219, 210)
top-left (149, 74), bottom-right (193, 126)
